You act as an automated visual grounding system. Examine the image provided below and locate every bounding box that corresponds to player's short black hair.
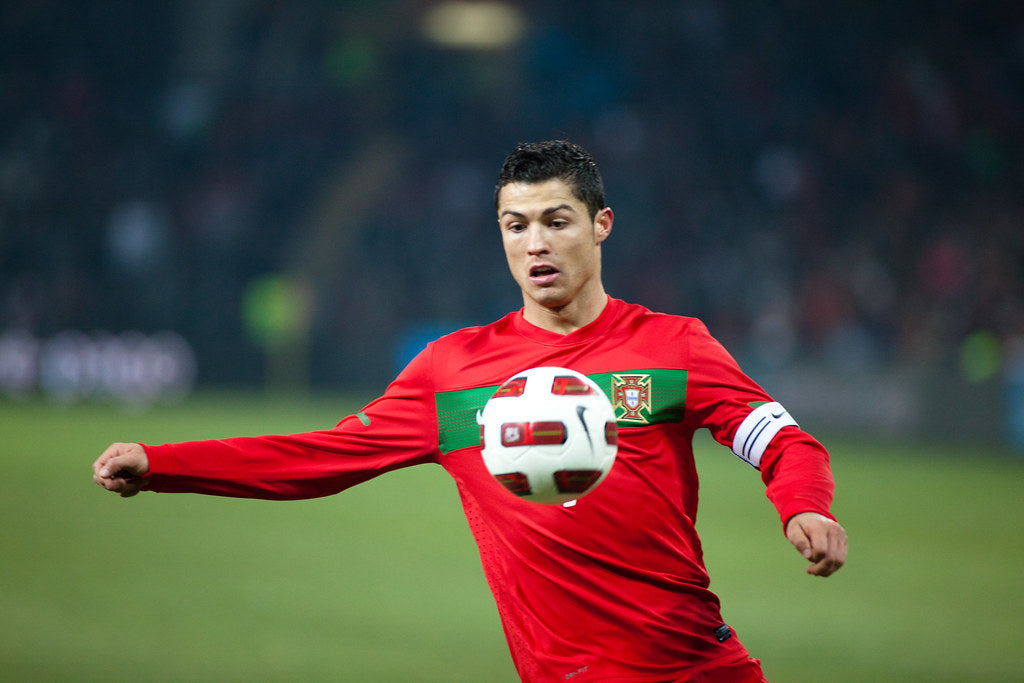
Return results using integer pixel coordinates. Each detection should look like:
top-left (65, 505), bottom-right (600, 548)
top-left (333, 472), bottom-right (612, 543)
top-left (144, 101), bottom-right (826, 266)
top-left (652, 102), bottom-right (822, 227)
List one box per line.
top-left (495, 140), bottom-right (606, 219)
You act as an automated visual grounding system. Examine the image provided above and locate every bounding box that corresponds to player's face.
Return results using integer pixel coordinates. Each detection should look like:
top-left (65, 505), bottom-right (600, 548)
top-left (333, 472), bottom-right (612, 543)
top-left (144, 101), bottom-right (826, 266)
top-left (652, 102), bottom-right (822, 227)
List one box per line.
top-left (497, 179), bottom-right (612, 329)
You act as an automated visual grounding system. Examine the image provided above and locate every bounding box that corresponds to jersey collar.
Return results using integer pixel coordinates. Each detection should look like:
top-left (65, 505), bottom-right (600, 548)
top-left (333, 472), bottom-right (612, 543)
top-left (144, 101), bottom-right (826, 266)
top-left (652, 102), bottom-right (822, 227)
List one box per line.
top-left (511, 295), bottom-right (622, 346)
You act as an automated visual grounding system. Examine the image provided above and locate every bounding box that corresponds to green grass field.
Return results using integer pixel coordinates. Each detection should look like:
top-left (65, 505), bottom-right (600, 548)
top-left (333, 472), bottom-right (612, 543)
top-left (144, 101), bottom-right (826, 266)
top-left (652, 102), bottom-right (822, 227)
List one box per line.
top-left (2, 393), bottom-right (1022, 681)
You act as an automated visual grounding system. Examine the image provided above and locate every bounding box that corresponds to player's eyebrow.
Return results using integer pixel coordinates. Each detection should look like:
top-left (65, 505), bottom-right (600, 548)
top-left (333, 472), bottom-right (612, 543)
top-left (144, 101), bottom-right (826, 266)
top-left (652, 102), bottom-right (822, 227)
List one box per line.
top-left (500, 204), bottom-right (577, 219)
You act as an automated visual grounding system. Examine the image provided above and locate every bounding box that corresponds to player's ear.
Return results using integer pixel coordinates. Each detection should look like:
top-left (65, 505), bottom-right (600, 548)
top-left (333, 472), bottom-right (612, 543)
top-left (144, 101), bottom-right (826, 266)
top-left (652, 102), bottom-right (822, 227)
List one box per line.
top-left (594, 207), bottom-right (613, 244)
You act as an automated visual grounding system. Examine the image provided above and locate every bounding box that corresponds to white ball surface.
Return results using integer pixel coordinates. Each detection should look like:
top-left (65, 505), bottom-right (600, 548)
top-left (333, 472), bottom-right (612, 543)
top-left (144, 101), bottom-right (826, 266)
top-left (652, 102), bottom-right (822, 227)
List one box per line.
top-left (479, 366), bottom-right (618, 504)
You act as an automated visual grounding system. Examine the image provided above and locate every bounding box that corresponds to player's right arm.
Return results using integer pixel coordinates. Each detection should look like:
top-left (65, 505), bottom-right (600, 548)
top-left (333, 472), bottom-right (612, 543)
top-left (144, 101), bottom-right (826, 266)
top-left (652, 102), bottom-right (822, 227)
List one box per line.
top-left (91, 345), bottom-right (442, 501)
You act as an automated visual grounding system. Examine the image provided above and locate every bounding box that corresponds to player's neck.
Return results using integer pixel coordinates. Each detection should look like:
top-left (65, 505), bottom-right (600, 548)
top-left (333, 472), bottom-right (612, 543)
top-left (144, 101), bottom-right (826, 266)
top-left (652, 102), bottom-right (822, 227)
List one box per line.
top-left (522, 290), bottom-right (609, 335)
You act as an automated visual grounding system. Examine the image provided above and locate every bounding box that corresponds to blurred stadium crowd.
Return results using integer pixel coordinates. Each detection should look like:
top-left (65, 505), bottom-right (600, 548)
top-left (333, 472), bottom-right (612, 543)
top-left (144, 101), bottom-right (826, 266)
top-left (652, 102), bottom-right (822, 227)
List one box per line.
top-left (1, 2), bottom-right (1022, 420)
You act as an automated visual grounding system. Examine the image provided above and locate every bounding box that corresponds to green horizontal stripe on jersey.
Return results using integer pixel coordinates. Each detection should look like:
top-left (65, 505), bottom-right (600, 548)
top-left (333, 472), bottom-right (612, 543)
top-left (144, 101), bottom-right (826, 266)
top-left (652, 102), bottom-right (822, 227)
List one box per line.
top-left (434, 369), bottom-right (687, 455)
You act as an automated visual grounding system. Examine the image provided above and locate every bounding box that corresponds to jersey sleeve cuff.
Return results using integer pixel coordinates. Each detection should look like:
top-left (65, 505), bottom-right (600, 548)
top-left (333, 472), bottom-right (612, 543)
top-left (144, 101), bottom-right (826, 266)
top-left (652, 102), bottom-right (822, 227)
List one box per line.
top-left (138, 442), bottom-right (180, 478)
top-left (780, 505), bottom-right (838, 532)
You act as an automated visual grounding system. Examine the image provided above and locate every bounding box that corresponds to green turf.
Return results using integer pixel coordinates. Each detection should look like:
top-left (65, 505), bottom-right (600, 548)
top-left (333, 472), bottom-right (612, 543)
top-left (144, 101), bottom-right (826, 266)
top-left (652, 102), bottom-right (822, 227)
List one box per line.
top-left (2, 394), bottom-right (1022, 681)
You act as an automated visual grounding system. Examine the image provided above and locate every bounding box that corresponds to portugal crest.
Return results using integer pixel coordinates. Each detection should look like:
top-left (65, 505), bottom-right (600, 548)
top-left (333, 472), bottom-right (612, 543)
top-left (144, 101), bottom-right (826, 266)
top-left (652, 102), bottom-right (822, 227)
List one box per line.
top-left (612, 373), bottom-right (652, 424)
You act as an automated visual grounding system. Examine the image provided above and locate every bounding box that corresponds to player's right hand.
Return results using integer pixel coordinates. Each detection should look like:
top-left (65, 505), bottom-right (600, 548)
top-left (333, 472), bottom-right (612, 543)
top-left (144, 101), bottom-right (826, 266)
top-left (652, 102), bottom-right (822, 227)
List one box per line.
top-left (93, 442), bottom-right (150, 497)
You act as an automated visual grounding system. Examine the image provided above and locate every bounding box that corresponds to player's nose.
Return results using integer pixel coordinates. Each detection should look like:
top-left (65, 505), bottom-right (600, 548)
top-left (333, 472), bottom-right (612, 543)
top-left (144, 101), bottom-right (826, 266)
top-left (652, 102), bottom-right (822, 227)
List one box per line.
top-left (526, 225), bottom-right (550, 253)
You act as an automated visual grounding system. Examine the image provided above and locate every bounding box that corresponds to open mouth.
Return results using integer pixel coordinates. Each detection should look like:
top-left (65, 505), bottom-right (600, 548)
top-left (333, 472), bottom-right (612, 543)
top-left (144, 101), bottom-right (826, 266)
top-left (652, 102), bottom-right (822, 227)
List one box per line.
top-left (529, 265), bottom-right (560, 283)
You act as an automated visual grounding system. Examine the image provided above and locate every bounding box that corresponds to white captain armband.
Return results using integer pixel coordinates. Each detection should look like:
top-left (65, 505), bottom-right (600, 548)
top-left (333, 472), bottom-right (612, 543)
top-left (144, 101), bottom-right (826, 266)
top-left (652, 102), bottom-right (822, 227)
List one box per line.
top-left (730, 401), bottom-right (798, 469)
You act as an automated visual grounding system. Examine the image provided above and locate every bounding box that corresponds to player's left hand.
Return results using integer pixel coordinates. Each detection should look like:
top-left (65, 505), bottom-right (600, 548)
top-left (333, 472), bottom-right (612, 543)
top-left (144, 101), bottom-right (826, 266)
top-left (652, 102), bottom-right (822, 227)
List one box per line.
top-left (785, 512), bottom-right (847, 577)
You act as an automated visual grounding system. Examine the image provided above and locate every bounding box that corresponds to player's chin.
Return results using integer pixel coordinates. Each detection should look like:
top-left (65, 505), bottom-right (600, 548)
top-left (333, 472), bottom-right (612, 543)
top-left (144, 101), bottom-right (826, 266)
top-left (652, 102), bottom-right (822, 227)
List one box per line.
top-left (526, 285), bottom-right (570, 307)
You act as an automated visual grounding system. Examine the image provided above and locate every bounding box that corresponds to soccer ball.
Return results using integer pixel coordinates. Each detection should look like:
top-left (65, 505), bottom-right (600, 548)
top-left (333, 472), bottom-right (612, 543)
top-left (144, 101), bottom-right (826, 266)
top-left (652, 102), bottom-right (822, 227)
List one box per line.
top-left (478, 366), bottom-right (618, 505)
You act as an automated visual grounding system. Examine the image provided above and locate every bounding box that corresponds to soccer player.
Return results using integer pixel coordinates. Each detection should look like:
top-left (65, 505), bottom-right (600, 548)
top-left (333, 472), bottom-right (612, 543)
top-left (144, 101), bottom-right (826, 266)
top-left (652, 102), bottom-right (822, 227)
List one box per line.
top-left (94, 140), bottom-right (847, 682)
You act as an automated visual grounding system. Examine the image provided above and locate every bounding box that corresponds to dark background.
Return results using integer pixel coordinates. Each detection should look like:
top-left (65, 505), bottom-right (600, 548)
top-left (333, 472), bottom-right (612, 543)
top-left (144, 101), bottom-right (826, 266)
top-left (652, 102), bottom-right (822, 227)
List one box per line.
top-left (2, 1), bottom-right (1022, 443)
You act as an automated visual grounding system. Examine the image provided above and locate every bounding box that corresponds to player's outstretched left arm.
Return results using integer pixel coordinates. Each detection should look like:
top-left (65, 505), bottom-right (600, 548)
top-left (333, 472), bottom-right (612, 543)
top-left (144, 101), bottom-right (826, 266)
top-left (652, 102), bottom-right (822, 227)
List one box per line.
top-left (785, 512), bottom-right (848, 577)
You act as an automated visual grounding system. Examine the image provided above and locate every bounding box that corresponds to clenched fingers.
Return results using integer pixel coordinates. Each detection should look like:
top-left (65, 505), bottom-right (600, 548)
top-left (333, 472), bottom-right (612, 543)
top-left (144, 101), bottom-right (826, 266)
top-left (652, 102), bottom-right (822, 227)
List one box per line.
top-left (93, 442), bottom-right (150, 497)
top-left (786, 512), bottom-right (848, 577)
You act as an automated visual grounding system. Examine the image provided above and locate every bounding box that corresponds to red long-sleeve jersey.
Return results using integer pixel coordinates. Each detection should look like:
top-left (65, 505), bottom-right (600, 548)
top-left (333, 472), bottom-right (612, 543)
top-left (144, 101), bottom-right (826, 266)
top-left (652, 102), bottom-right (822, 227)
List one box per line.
top-left (142, 297), bottom-right (835, 681)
